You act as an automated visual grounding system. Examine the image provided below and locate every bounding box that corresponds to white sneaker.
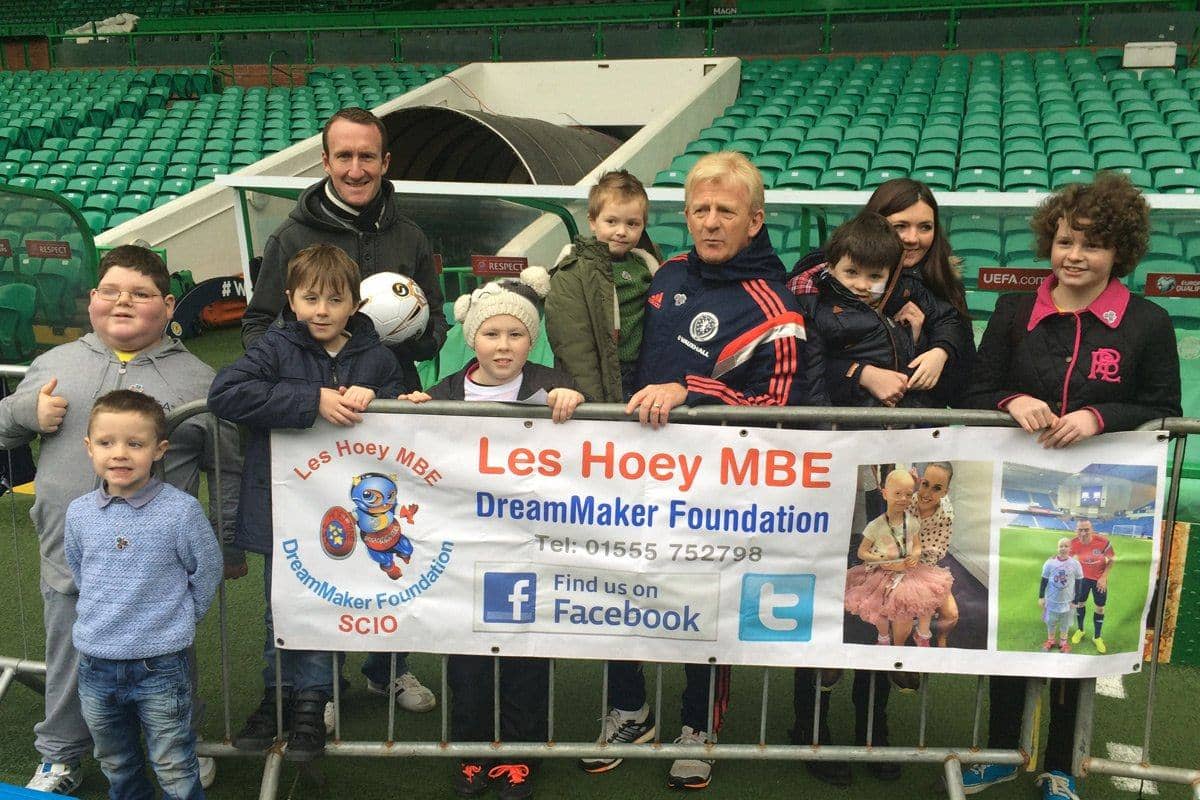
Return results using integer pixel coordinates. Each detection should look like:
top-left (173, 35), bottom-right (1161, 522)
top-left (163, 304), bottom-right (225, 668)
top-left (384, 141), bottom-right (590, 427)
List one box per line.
top-left (667, 726), bottom-right (714, 790)
top-left (324, 700), bottom-right (336, 734)
top-left (366, 671), bottom-right (436, 713)
top-left (580, 704), bottom-right (656, 773)
top-left (27, 761), bottom-right (83, 794)
top-left (198, 755), bottom-right (216, 790)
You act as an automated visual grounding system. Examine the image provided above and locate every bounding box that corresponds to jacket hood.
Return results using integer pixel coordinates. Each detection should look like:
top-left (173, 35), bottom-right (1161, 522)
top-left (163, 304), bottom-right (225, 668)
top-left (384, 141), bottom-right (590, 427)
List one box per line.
top-left (689, 227), bottom-right (786, 283)
top-left (270, 312), bottom-right (384, 356)
top-left (292, 178), bottom-right (398, 233)
top-left (555, 238), bottom-right (660, 276)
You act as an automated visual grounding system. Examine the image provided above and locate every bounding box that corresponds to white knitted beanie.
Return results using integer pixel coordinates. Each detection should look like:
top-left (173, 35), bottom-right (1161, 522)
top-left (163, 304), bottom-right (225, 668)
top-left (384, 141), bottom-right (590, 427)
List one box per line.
top-left (453, 266), bottom-right (551, 348)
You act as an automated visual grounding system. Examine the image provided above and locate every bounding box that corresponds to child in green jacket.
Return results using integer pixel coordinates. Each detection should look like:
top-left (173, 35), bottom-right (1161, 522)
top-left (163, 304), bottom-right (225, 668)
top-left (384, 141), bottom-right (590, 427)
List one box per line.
top-left (546, 170), bottom-right (659, 402)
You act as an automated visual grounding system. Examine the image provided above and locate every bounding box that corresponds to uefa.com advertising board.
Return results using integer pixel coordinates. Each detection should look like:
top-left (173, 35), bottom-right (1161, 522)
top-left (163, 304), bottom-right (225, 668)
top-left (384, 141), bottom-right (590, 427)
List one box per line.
top-left (271, 414), bottom-right (1165, 678)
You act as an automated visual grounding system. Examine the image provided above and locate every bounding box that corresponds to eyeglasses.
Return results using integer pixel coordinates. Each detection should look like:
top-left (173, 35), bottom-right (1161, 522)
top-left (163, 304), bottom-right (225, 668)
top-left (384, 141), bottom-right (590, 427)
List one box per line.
top-left (94, 287), bottom-right (162, 304)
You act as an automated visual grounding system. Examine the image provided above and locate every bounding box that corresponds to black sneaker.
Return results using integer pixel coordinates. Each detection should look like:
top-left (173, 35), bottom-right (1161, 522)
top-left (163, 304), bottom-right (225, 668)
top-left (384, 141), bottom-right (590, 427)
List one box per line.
top-left (487, 763), bottom-right (534, 800)
top-left (452, 759), bottom-right (492, 798)
top-left (234, 688), bottom-right (292, 751)
top-left (805, 759), bottom-right (852, 786)
top-left (868, 760), bottom-right (902, 781)
top-left (284, 691), bottom-right (327, 762)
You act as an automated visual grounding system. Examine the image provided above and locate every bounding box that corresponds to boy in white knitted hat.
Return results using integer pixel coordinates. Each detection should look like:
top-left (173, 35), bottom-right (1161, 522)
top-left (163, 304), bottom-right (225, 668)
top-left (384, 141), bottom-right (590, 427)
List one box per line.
top-left (402, 266), bottom-right (583, 799)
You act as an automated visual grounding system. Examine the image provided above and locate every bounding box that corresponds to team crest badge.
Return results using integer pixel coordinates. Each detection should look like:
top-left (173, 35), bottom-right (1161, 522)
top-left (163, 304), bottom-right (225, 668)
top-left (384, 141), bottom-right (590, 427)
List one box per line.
top-left (674, 293), bottom-right (687, 306)
top-left (689, 311), bottom-right (719, 342)
top-left (1102, 309), bottom-right (1117, 325)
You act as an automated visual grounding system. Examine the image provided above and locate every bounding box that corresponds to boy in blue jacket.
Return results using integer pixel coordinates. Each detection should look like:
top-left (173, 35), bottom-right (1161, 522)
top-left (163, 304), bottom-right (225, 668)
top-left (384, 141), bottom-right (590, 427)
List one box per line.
top-left (209, 243), bottom-right (407, 762)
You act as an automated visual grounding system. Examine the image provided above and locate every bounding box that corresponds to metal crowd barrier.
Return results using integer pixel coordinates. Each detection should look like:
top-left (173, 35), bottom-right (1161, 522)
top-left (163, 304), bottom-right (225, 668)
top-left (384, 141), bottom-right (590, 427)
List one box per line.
top-left (2, 389), bottom-right (1194, 799)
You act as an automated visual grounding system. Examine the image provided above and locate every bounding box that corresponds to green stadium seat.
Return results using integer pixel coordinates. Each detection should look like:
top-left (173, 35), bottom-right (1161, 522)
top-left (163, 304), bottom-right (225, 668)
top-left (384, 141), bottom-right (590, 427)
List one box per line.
top-left (818, 168), bottom-right (863, 190)
top-left (774, 168), bottom-right (819, 190)
top-left (1146, 151), bottom-right (1192, 171)
top-left (1155, 167), bottom-right (1200, 193)
top-left (1005, 151), bottom-right (1048, 171)
top-left (34, 176), bottom-right (67, 193)
top-left (914, 152), bottom-right (956, 172)
top-left (1110, 166), bottom-right (1154, 190)
top-left (81, 209), bottom-right (108, 235)
top-left (116, 193), bottom-right (152, 214)
top-left (95, 176), bottom-right (130, 195)
top-left (436, 325), bottom-right (472, 380)
top-left (653, 169), bottom-right (686, 187)
top-left (669, 154), bottom-right (702, 173)
top-left (7, 177), bottom-right (36, 191)
top-left (1003, 168), bottom-right (1049, 191)
top-left (107, 211), bottom-right (139, 228)
top-left (158, 177), bottom-right (193, 196)
top-left (956, 168), bottom-right (1001, 191)
top-left (0, 282), bottom-right (37, 361)
top-left (129, 177), bottom-right (161, 196)
top-left (871, 152), bottom-right (913, 172)
top-left (646, 224), bottom-right (688, 252)
top-left (83, 192), bottom-right (119, 214)
top-left (18, 162), bottom-right (50, 179)
top-left (1096, 150), bottom-right (1142, 171)
top-left (1051, 167), bottom-right (1095, 188)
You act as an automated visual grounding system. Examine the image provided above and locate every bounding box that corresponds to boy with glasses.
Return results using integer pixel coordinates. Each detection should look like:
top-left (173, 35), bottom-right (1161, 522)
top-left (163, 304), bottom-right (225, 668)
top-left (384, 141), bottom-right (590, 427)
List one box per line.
top-left (0, 244), bottom-right (241, 795)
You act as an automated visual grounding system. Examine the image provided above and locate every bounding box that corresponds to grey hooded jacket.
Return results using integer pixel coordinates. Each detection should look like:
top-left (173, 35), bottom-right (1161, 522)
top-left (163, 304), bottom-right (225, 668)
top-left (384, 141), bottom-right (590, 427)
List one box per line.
top-left (0, 333), bottom-right (241, 593)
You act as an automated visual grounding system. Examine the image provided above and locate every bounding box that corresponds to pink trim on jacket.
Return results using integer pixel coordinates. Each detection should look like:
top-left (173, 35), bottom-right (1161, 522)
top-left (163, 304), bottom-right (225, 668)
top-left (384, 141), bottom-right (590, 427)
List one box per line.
top-left (1027, 276), bottom-right (1131, 332)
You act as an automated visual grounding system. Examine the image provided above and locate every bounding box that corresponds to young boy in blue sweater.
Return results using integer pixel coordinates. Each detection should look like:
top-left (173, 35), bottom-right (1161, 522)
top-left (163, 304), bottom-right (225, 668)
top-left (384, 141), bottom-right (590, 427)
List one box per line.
top-left (65, 389), bottom-right (222, 800)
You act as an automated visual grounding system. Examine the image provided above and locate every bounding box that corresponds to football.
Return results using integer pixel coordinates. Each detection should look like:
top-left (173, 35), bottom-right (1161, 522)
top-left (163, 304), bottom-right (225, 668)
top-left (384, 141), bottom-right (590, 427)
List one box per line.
top-left (359, 272), bottom-right (430, 344)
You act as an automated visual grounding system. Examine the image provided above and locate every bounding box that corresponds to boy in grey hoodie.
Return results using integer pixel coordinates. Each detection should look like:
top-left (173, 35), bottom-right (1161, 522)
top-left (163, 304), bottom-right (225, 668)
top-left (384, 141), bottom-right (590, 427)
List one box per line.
top-left (0, 245), bottom-right (241, 795)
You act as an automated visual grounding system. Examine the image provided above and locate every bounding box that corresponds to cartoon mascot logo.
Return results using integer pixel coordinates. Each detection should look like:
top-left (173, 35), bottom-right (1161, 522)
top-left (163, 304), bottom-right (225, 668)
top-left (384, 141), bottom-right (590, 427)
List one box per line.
top-left (320, 472), bottom-right (418, 580)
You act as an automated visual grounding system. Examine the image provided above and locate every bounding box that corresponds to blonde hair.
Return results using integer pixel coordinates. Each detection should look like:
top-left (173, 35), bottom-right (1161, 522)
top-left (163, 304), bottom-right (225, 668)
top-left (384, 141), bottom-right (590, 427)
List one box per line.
top-left (684, 151), bottom-right (765, 213)
top-left (884, 469), bottom-right (915, 492)
top-left (1057, 537), bottom-right (1072, 548)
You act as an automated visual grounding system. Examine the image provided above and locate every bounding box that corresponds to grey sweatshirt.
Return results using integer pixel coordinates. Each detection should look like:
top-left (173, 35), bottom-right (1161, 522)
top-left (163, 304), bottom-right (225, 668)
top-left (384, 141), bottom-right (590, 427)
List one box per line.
top-left (0, 333), bottom-right (241, 593)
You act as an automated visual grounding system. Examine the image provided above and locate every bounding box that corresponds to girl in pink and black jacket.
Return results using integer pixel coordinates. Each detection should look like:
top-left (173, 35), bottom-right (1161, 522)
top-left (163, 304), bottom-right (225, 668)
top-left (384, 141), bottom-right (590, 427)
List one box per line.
top-left (963, 172), bottom-right (1180, 800)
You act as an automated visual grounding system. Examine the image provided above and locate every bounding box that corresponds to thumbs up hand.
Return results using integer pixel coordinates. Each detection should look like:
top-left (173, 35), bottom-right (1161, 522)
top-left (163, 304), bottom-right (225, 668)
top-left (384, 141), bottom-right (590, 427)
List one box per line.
top-left (37, 378), bottom-right (68, 433)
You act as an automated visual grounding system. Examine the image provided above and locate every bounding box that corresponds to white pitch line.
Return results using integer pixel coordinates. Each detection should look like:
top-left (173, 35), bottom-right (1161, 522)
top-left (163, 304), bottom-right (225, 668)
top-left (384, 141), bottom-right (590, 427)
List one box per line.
top-left (1106, 743), bottom-right (1159, 795)
top-left (1096, 675), bottom-right (1126, 699)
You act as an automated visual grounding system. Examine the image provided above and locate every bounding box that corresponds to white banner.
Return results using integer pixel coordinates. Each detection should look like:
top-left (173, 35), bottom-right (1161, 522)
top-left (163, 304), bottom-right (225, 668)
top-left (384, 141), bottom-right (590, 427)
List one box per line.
top-left (271, 414), bottom-right (1165, 678)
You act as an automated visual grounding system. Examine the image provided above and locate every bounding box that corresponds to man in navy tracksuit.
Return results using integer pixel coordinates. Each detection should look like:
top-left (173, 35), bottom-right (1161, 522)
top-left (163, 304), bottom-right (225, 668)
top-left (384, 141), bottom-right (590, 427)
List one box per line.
top-left (622, 152), bottom-right (824, 792)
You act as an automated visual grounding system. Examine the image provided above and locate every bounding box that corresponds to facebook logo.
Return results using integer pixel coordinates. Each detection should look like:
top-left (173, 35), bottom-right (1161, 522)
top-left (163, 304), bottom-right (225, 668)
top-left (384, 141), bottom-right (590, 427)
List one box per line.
top-left (482, 572), bottom-right (537, 624)
top-left (738, 573), bottom-right (815, 642)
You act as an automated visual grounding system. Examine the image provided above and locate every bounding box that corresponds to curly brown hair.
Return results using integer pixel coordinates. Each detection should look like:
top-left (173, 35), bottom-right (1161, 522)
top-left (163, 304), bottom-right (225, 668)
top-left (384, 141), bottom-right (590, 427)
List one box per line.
top-left (1030, 171), bottom-right (1150, 278)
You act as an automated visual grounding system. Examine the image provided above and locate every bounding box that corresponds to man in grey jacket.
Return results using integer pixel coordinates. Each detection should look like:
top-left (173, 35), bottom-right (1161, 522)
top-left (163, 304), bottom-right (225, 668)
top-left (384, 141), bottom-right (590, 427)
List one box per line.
top-left (0, 245), bottom-right (241, 794)
top-left (241, 106), bottom-right (447, 392)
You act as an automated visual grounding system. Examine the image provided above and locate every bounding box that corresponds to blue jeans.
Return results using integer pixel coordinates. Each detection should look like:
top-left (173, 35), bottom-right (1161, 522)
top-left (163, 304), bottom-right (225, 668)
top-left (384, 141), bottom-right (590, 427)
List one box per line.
top-left (262, 553), bottom-right (334, 695)
top-left (77, 651), bottom-right (203, 800)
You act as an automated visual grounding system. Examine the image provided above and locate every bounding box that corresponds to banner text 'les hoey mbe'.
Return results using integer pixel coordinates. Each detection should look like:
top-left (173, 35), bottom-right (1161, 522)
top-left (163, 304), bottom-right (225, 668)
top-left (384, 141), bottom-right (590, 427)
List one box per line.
top-left (271, 415), bottom-right (1165, 678)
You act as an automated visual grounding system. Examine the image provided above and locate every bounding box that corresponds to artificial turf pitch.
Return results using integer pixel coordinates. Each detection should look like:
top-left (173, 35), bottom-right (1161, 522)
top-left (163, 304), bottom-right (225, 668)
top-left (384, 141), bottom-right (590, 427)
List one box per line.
top-left (997, 527), bottom-right (1154, 657)
top-left (1, 330), bottom-right (1198, 798)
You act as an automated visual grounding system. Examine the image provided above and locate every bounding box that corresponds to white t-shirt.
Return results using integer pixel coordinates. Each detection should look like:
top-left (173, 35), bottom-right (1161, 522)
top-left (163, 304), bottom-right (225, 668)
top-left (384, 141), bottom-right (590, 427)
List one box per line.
top-left (464, 369), bottom-right (523, 402)
top-left (1042, 556), bottom-right (1084, 613)
top-left (861, 511), bottom-right (917, 559)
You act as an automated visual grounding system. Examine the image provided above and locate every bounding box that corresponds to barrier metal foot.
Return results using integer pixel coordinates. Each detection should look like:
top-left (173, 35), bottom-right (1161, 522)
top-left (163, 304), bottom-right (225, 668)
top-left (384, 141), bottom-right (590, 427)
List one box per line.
top-left (944, 758), bottom-right (967, 800)
top-left (258, 748), bottom-right (283, 800)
